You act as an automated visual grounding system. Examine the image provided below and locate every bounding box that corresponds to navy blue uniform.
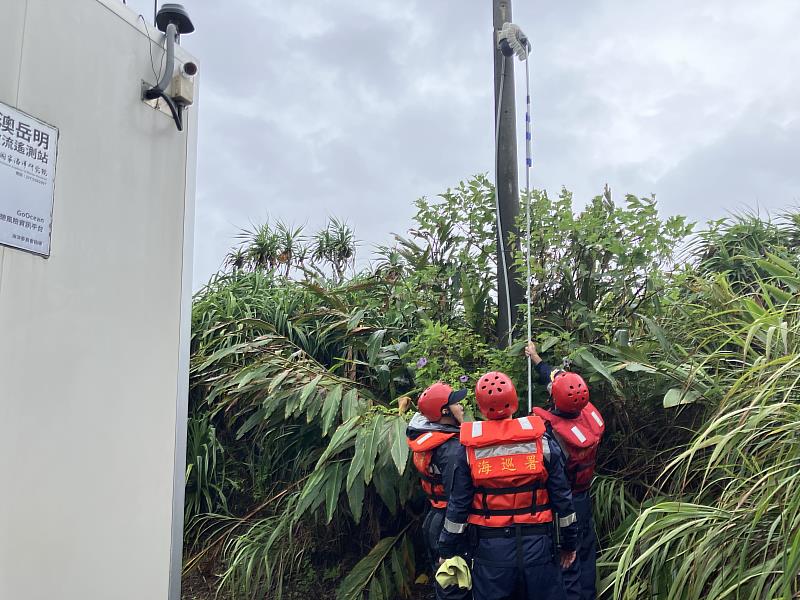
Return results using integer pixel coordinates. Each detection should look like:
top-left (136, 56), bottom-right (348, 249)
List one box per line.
top-left (535, 362), bottom-right (598, 600)
top-left (437, 428), bottom-right (578, 600)
top-left (560, 491), bottom-right (596, 599)
top-left (407, 415), bottom-right (471, 600)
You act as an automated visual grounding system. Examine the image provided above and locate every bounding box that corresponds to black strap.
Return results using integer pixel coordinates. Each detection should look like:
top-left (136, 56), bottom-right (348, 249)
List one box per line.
top-left (472, 482), bottom-right (547, 518)
top-left (417, 472), bottom-right (447, 504)
top-left (418, 472), bottom-right (442, 485)
top-left (473, 483), bottom-right (541, 495)
top-left (476, 523), bottom-right (552, 538)
top-left (469, 503), bottom-right (551, 517)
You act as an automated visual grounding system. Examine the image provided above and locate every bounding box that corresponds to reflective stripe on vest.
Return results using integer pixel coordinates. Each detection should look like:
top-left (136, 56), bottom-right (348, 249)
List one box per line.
top-left (518, 416), bottom-right (534, 430)
top-left (474, 442), bottom-right (538, 459)
top-left (416, 432), bottom-right (434, 445)
top-left (570, 425), bottom-right (587, 443)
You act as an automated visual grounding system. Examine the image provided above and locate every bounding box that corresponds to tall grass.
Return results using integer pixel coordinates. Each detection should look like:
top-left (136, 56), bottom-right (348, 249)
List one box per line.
top-left (598, 248), bottom-right (800, 598)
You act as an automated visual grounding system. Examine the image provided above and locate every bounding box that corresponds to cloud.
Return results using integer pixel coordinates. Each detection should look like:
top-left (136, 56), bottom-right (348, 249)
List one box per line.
top-left (118, 0), bottom-right (800, 286)
top-left (655, 114), bottom-right (800, 222)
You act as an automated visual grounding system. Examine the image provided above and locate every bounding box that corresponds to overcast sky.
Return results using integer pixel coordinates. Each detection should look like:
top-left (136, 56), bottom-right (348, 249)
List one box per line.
top-left (127, 0), bottom-right (800, 287)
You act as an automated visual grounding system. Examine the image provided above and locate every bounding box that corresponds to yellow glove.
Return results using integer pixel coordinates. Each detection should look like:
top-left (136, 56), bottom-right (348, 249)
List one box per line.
top-left (435, 556), bottom-right (472, 590)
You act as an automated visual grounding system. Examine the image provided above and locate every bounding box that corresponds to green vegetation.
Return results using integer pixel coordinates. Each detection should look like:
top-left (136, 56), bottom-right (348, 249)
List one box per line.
top-left (184, 176), bottom-right (800, 599)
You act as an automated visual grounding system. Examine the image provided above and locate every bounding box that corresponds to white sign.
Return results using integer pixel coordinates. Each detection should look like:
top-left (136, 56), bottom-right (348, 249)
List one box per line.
top-left (0, 102), bottom-right (58, 257)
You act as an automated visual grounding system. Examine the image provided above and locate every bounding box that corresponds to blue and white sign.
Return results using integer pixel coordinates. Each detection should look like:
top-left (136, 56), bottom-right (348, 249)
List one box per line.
top-left (0, 101), bottom-right (58, 257)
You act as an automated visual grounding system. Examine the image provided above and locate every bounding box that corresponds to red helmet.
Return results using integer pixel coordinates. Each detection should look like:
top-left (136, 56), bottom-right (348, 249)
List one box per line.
top-left (475, 371), bottom-right (518, 420)
top-left (418, 382), bottom-right (465, 422)
top-left (551, 371), bottom-right (590, 413)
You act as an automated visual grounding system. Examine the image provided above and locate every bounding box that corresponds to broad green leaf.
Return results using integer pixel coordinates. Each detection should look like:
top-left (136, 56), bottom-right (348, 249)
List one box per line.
top-left (321, 385), bottom-right (343, 436)
top-left (267, 368), bottom-right (291, 393)
top-left (234, 365), bottom-right (266, 389)
top-left (369, 576), bottom-right (384, 600)
top-left (284, 390), bottom-right (300, 419)
top-left (347, 473), bottom-right (365, 523)
top-left (390, 547), bottom-right (409, 596)
top-left (306, 389), bottom-right (324, 423)
top-left (263, 390), bottom-right (289, 420)
top-left (363, 415), bottom-right (384, 484)
top-left (663, 387), bottom-right (701, 408)
top-left (401, 534), bottom-right (416, 576)
top-left (347, 309), bottom-right (366, 331)
top-left (295, 466), bottom-right (328, 520)
top-left (342, 389), bottom-right (361, 421)
top-left (316, 416), bottom-right (361, 468)
top-left (373, 467), bottom-right (398, 514)
top-left (756, 254), bottom-right (796, 278)
top-left (336, 536), bottom-right (398, 600)
top-left (540, 336), bottom-right (559, 352)
top-left (325, 462), bottom-right (344, 523)
top-left (741, 298), bottom-right (767, 322)
top-left (624, 362), bottom-right (657, 373)
top-left (297, 374), bottom-right (323, 413)
top-left (762, 283), bottom-right (792, 304)
top-left (577, 348), bottom-right (620, 392)
top-left (638, 314), bottom-right (672, 356)
top-left (235, 407), bottom-right (267, 440)
top-left (195, 337), bottom-right (273, 372)
top-left (389, 416), bottom-right (410, 475)
top-left (347, 433), bottom-right (366, 491)
top-left (367, 329), bottom-right (386, 367)
top-left (378, 563), bottom-right (392, 600)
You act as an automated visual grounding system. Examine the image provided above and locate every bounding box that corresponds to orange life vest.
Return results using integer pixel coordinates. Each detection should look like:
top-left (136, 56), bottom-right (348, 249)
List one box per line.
top-left (407, 431), bottom-right (458, 509)
top-left (532, 402), bottom-right (604, 493)
top-left (459, 416), bottom-right (553, 527)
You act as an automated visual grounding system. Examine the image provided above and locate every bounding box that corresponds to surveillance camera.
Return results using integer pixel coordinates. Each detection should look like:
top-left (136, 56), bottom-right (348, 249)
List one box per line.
top-left (172, 62), bottom-right (197, 105)
top-left (181, 62), bottom-right (198, 78)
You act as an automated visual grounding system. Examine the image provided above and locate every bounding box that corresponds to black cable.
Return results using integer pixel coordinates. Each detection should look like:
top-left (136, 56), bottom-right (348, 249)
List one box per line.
top-left (138, 14), bottom-right (163, 83)
top-left (141, 21), bottom-right (184, 132)
top-left (147, 89), bottom-right (184, 131)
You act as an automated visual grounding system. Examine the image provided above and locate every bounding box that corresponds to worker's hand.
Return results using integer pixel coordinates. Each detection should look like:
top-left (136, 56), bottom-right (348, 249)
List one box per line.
top-left (437, 557), bottom-right (445, 566)
top-left (559, 549), bottom-right (576, 569)
top-left (397, 396), bottom-right (410, 414)
top-left (525, 341), bottom-right (542, 365)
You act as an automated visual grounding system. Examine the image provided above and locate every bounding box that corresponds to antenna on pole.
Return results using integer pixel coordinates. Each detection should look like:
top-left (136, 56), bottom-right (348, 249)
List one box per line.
top-left (142, 3), bottom-right (196, 131)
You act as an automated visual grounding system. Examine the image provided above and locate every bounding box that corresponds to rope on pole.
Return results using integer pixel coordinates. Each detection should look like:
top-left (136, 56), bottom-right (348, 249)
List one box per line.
top-left (525, 52), bottom-right (533, 414)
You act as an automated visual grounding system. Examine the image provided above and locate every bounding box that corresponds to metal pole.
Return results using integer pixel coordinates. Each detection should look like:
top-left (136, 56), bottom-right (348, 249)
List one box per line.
top-left (492, 0), bottom-right (524, 347)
